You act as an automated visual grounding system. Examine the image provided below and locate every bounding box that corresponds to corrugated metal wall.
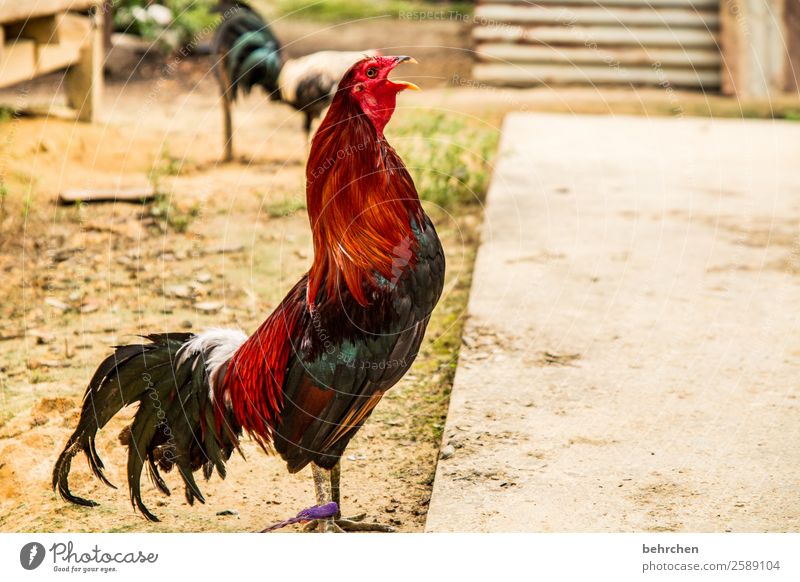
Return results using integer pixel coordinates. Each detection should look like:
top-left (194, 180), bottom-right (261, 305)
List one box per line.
top-left (472, 0), bottom-right (721, 88)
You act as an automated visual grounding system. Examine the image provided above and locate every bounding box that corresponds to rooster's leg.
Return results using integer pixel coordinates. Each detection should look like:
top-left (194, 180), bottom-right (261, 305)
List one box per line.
top-left (222, 93), bottom-right (233, 162)
top-left (304, 461), bottom-right (395, 533)
top-left (303, 112), bottom-right (313, 145)
top-left (310, 463), bottom-right (341, 532)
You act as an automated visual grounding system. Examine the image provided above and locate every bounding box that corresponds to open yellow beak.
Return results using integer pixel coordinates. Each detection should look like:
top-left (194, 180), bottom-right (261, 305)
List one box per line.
top-left (394, 80), bottom-right (421, 91)
top-left (391, 56), bottom-right (421, 91)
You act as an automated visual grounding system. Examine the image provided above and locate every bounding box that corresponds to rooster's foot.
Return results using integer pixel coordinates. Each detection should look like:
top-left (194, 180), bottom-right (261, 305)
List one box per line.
top-left (303, 513), bottom-right (395, 533)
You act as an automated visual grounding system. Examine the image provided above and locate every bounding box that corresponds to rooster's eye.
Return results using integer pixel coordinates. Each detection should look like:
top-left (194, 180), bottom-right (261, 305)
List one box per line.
top-left (366, 67), bottom-right (378, 79)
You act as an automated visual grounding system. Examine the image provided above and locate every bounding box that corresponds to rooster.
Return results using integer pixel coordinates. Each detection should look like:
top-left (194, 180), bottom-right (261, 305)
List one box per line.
top-left (212, 1), bottom-right (378, 160)
top-left (53, 55), bottom-right (443, 533)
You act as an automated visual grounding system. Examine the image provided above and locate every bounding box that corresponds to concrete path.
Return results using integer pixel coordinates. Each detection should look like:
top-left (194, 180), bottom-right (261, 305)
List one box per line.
top-left (426, 113), bottom-right (800, 532)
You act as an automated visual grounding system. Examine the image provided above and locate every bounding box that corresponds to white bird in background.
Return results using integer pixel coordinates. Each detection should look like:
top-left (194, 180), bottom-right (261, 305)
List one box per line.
top-left (212, 1), bottom-right (379, 159)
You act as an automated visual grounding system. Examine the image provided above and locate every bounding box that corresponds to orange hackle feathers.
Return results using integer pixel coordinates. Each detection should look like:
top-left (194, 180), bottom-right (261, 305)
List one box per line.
top-left (305, 81), bottom-right (423, 308)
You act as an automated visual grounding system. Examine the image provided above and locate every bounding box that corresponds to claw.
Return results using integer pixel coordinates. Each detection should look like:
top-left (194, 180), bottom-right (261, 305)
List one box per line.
top-left (336, 519), bottom-right (394, 532)
top-left (302, 515), bottom-right (395, 533)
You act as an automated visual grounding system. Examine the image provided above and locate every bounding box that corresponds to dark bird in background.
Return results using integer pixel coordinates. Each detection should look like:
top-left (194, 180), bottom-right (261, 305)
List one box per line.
top-left (212, 1), bottom-right (378, 160)
top-left (53, 55), bottom-right (444, 533)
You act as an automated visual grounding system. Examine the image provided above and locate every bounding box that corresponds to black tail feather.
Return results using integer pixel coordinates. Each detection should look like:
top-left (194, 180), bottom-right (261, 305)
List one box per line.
top-left (52, 332), bottom-right (243, 522)
top-left (52, 440), bottom-right (100, 508)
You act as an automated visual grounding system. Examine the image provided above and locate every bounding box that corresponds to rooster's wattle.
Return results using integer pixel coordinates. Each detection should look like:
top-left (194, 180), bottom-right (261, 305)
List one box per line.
top-left (53, 55), bottom-right (444, 533)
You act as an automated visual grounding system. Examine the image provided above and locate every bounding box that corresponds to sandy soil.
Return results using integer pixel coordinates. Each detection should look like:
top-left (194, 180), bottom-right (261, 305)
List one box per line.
top-left (0, 52), bottom-right (484, 533)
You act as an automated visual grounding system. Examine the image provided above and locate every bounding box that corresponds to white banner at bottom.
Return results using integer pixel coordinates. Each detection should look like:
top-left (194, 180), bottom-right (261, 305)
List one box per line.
top-left (1, 533), bottom-right (797, 581)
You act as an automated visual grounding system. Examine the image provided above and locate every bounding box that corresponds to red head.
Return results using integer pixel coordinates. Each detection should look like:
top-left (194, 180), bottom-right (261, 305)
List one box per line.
top-left (339, 55), bottom-right (419, 135)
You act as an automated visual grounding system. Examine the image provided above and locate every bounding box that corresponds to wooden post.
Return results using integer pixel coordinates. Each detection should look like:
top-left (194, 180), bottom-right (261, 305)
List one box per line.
top-left (102, 0), bottom-right (113, 49)
top-left (6, 15), bottom-right (61, 44)
top-left (720, 0), bottom-right (745, 96)
top-left (223, 94), bottom-right (234, 162)
top-left (720, 0), bottom-right (793, 98)
top-left (785, 0), bottom-right (799, 93)
top-left (64, 7), bottom-right (102, 122)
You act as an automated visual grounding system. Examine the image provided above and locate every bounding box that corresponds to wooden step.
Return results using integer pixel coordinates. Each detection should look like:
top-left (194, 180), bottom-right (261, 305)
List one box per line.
top-left (0, 1), bottom-right (98, 24)
top-left (475, 5), bottom-right (720, 29)
top-left (0, 13), bottom-right (92, 87)
top-left (476, 43), bottom-right (721, 68)
top-left (473, 24), bottom-right (719, 48)
top-left (478, 0), bottom-right (719, 8)
top-left (473, 62), bottom-right (721, 87)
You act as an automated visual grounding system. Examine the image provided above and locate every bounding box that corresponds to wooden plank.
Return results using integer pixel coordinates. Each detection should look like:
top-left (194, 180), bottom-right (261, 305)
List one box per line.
top-left (472, 24), bottom-right (719, 47)
top-left (784, 0), bottom-right (800, 92)
top-left (59, 186), bottom-right (156, 204)
top-left (476, 43), bottom-right (721, 67)
top-left (0, 39), bottom-right (36, 86)
top-left (55, 11), bottom-right (92, 43)
top-left (32, 8), bottom-right (91, 74)
top-left (475, 5), bottom-right (720, 28)
top-left (64, 9), bottom-right (102, 122)
top-left (5, 15), bottom-right (60, 44)
top-left (473, 62), bottom-right (721, 86)
top-left (37, 41), bottom-right (82, 73)
top-left (0, 1), bottom-right (99, 24)
top-left (478, 0), bottom-right (720, 8)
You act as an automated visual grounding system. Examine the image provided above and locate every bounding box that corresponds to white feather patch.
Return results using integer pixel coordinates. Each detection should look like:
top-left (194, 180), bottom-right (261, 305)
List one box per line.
top-left (278, 50), bottom-right (379, 104)
top-left (177, 328), bottom-right (247, 401)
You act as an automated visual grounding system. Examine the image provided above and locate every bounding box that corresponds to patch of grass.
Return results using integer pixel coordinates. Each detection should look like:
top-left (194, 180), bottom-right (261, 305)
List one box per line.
top-left (783, 109), bottom-right (800, 121)
top-left (114, 0), bottom-right (219, 53)
top-left (387, 114), bottom-right (498, 450)
top-left (390, 111), bottom-right (499, 209)
top-left (265, 196), bottom-right (306, 218)
top-left (0, 182), bottom-right (8, 216)
top-left (407, 214), bottom-right (478, 445)
top-left (383, 116), bottom-right (498, 448)
top-left (148, 147), bottom-right (187, 188)
top-left (0, 106), bottom-right (15, 124)
top-left (272, 0), bottom-right (472, 22)
top-left (29, 369), bottom-right (52, 384)
top-left (148, 192), bottom-right (201, 234)
top-left (145, 148), bottom-right (200, 232)
top-left (21, 192), bottom-right (33, 220)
